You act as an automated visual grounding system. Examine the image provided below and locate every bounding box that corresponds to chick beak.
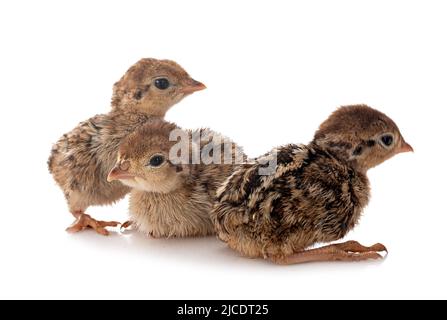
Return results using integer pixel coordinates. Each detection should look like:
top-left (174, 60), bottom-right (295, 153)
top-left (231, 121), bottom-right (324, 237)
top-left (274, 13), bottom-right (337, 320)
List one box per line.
top-left (399, 141), bottom-right (414, 153)
top-left (180, 79), bottom-right (206, 94)
top-left (107, 160), bottom-right (134, 182)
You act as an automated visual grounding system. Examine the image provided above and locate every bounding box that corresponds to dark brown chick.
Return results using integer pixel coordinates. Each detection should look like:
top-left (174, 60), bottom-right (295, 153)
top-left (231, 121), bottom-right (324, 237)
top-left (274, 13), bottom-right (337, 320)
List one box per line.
top-left (212, 105), bottom-right (413, 264)
top-left (48, 58), bottom-right (205, 235)
top-left (107, 119), bottom-right (246, 237)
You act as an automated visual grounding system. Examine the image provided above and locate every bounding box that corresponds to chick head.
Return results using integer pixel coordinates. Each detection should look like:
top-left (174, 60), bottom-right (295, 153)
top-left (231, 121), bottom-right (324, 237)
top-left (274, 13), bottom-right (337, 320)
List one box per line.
top-left (108, 120), bottom-right (190, 193)
top-left (112, 58), bottom-right (206, 115)
top-left (314, 104), bottom-right (413, 171)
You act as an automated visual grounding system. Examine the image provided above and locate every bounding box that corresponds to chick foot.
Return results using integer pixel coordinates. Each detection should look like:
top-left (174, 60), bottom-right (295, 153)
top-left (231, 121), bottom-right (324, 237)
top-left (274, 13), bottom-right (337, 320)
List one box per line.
top-left (272, 241), bottom-right (386, 265)
top-left (66, 213), bottom-right (120, 236)
top-left (324, 240), bottom-right (387, 254)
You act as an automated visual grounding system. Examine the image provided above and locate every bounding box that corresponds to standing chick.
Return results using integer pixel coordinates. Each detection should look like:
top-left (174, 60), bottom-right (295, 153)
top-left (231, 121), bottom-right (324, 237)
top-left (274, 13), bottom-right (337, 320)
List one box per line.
top-left (48, 58), bottom-right (205, 235)
top-left (212, 105), bottom-right (413, 264)
top-left (107, 119), bottom-right (246, 237)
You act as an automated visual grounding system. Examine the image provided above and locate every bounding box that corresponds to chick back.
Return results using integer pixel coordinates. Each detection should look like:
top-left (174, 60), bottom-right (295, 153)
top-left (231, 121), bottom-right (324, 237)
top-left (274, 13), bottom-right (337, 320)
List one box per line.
top-left (212, 144), bottom-right (370, 258)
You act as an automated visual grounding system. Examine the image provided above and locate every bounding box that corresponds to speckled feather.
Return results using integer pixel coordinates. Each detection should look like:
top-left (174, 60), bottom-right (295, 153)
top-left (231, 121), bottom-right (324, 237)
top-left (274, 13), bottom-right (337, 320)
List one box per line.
top-left (48, 110), bottom-right (153, 210)
top-left (213, 143), bottom-right (370, 258)
top-left (212, 104), bottom-right (410, 259)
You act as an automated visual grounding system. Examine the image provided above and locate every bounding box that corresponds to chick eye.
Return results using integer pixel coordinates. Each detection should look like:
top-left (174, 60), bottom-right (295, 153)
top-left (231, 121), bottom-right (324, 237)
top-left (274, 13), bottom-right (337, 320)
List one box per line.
top-left (154, 78), bottom-right (170, 90)
top-left (380, 134), bottom-right (394, 147)
top-left (148, 155), bottom-right (165, 167)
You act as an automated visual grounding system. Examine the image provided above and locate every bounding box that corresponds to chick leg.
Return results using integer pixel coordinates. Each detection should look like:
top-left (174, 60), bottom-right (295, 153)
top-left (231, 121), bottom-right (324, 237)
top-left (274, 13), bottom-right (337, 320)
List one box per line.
top-left (272, 245), bottom-right (383, 265)
top-left (66, 211), bottom-right (120, 236)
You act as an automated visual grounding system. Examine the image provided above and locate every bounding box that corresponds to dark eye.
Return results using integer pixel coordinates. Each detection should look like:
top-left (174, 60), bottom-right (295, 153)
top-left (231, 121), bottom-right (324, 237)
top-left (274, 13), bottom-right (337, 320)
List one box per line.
top-left (154, 78), bottom-right (170, 90)
top-left (148, 155), bottom-right (165, 167)
top-left (381, 134), bottom-right (394, 147)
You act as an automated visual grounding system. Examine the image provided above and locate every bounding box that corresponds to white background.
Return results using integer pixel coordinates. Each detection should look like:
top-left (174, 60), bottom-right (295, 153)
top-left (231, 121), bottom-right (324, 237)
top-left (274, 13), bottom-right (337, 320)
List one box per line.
top-left (0, 0), bottom-right (446, 299)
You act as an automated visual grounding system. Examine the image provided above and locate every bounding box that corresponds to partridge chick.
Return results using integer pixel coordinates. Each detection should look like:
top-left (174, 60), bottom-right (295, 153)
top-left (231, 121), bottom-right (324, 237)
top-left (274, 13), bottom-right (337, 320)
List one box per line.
top-left (48, 58), bottom-right (205, 235)
top-left (107, 119), bottom-right (246, 237)
top-left (212, 105), bottom-right (413, 264)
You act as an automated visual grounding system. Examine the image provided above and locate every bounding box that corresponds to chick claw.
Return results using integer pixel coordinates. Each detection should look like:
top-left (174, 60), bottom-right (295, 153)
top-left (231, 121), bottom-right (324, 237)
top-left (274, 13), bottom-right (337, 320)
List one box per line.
top-left (120, 220), bottom-right (133, 231)
top-left (66, 213), bottom-right (120, 236)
